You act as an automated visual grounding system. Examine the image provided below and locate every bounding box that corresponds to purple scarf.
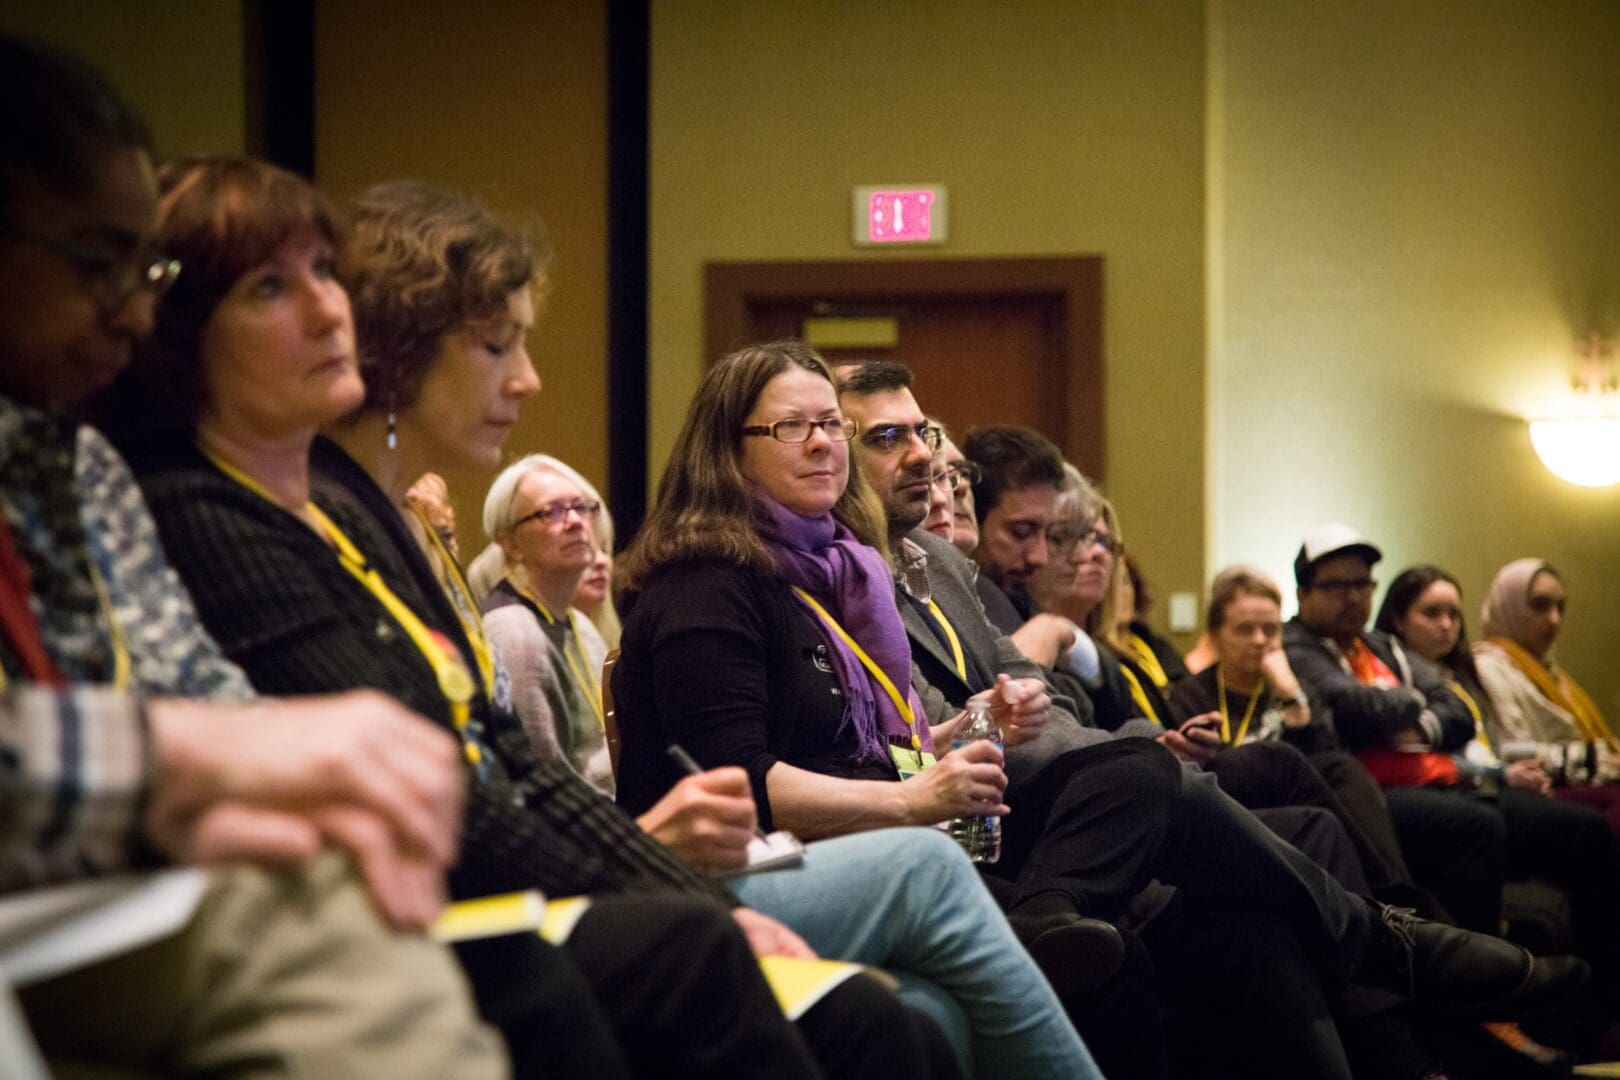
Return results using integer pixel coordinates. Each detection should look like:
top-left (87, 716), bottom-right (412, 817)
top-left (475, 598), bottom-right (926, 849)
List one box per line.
top-left (756, 497), bottom-right (932, 764)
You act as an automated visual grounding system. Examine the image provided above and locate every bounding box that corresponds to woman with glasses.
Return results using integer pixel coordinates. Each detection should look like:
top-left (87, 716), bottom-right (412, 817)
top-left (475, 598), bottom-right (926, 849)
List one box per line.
top-left (481, 454), bottom-right (612, 791)
top-left (939, 436), bottom-right (981, 556)
top-left (108, 163), bottom-right (986, 1080)
top-left (1473, 560), bottom-right (1620, 834)
top-left (919, 425), bottom-right (955, 543)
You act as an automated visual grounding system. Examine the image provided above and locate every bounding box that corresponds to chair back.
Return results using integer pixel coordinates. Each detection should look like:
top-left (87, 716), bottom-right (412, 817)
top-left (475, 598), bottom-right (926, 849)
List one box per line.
top-left (601, 648), bottom-right (621, 778)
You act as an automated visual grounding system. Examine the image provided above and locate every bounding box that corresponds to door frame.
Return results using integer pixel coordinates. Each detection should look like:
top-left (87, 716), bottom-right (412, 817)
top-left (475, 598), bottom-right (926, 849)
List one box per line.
top-left (703, 256), bottom-right (1105, 479)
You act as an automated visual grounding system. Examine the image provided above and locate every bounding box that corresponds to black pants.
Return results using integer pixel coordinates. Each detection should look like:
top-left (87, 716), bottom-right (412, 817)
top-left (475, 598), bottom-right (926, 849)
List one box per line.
top-left (1499, 786), bottom-right (1620, 994)
top-left (561, 893), bottom-right (956, 1080)
top-left (1384, 785), bottom-right (1506, 933)
top-left (995, 739), bottom-right (1373, 1078)
top-left (1204, 741), bottom-right (1447, 919)
top-left (1000, 739), bottom-right (1368, 979)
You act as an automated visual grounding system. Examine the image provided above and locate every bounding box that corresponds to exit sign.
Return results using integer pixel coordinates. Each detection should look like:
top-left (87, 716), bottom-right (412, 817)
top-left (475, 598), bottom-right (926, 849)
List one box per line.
top-left (853, 184), bottom-right (948, 246)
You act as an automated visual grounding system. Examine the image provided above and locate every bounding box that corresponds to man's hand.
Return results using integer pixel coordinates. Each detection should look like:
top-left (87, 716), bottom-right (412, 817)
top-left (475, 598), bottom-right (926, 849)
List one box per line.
top-left (1009, 613), bottom-right (1078, 668)
top-left (1157, 713), bottom-right (1221, 765)
top-left (637, 767), bottom-right (758, 872)
top-left (143, 690), bottom-right (465, 929)
top-left (975, 674), bottom-right (1051, 748)
top-left (1504, 758), bottom-right (1552, 795)
top-left (731, 908), bottom-right (817, 959)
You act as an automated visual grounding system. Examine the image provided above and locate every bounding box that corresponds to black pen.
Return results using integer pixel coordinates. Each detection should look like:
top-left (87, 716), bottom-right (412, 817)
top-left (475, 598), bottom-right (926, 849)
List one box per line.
top-left (667, 744), bottom-right (770, 841)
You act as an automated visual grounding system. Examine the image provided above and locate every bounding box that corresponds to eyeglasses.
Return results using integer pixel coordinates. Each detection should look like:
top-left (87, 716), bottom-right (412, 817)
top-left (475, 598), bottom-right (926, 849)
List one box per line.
top-left (1047, 526), bottom-right (1124, 557)
top-left (860, 422), bottom-right (943, 454)
top-left (6, 230), bottom-right (181, 313)
top-left (741, 417), bottom-right (858, 444)
top-left (1312, 578), bottom-right (1376, 597)
top-left (513, 499), bottom-right (601, 528)
top-left (940, 461), bottom-right (981, 491)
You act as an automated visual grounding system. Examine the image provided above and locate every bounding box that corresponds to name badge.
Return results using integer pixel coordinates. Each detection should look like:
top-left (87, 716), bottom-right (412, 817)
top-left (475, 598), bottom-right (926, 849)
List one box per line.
top-left (889, 743), bottom-right (937, 780)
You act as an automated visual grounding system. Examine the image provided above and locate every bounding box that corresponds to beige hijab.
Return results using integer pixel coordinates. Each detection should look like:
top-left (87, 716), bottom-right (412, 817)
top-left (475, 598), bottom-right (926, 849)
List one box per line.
top-left (1480, 557), bottom-right (1557, 653)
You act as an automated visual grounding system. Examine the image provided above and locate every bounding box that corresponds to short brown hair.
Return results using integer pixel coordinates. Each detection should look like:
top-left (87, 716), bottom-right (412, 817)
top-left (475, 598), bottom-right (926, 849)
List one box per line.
top-left (105, 157), bottom-right (341, 441)
top-left (343, 180), bottom-right (549, 412)
top-left (621, 340), bottom-right (887, 589)
top-left (1207, 565), bottom-right (1283, 632)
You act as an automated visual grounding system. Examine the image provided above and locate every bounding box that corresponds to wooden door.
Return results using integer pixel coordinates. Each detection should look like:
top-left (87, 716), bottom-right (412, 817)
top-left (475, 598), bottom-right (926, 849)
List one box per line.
top-left (704, 257), bottom-right (1103, 478)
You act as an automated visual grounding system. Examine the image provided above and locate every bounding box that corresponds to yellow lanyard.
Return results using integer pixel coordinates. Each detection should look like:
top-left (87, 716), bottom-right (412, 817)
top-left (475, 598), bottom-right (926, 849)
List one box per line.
top-left (1128, 632), bottom-right (1170, 689)
top-left (1216, 666), bottom-right (1263, 745)
top-left (0, 559), bottom-right (128, 694)
top-left (408, 505), bottom-right (496, 698)
top-left (924, 599), bottom-right (968, 682)
top-left (1448, 679), bottom-right (1493, 755)
top-left (515, 583), bottom-right (605, 730)
top-left (791, 587), bottom-right (923, 758)
top-left (1119, 662), bottom-right (1163, 724)
top-left (200, 446), bottom-right (483, 767)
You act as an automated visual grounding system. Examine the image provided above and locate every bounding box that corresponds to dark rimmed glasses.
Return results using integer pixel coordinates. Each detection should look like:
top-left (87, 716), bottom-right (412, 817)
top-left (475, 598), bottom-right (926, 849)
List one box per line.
top-left (1047, 525), bottom-right (1125, 558)
top-left (6, 230), bottom-right (180, 313)
top-left (513, 499), bottom-right (601, 528)
top-left (860, 421), bottom-right (943, 454)
top-left (741, 417), bottom-right (858, 444)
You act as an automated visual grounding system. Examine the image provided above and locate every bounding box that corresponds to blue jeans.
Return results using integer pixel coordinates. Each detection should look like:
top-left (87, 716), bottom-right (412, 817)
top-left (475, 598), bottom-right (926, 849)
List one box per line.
top-left (730, 827), bottom-right (1100, 1080)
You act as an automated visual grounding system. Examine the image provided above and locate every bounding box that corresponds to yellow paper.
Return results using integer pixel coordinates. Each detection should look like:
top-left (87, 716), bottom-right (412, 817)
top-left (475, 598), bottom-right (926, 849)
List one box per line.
top-left (538, 897), bottom-right (593, 945)
top-left (757, 956), bottom-right (866, 1021)
top-left (432, 890), bottom-right (546, 943)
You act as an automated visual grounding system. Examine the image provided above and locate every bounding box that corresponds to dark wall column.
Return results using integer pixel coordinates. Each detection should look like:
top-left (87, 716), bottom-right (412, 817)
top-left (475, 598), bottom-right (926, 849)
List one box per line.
top-left (607, 0), bottom-right (649, 548)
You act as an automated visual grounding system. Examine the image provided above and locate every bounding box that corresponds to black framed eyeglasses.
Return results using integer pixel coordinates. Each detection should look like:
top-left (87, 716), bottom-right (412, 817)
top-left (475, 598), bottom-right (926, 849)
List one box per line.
top-left (942, 461), bottom-right (981, 490)
top-left (740, 417), bottom-right (858, 444)
top-left (6, 229), bottom-right (180, 313)
top-left (1047, 526), bottom-right (1124, 557)
top-left (513, 499), bottom-right (601, 528)
top-left (860, 421), bottom-right (943, 454)
top-left (1312, 578), bottom-right (1377, 597)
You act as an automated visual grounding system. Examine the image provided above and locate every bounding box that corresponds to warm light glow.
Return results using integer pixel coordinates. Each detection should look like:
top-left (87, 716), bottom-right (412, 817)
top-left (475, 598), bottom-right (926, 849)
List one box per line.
top-left (1528, 417), bottom-right (1620, 488)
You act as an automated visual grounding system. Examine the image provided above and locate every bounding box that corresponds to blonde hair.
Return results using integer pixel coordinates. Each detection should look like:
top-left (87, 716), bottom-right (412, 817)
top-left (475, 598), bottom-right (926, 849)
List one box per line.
top-left (480, 454), bottom-right (612, 601)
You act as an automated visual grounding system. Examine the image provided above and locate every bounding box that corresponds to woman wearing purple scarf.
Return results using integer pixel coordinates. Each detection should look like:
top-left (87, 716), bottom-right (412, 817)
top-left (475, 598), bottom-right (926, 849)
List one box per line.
top-left (615, 341), bottom-right (1009, 835)
top-left (613, 340), bottom-right (1101, 1079)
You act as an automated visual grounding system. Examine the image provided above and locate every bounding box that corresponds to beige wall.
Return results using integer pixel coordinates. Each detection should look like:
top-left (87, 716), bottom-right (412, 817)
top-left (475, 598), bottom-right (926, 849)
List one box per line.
top-left (2, 0), bottom-right (246, 160)
top-left (1208, 0), bottom-right (1620, 708)
top-left (315, 0), bottom-right (610, 555)
top-left (650, 1), bottom-right (1209, 625)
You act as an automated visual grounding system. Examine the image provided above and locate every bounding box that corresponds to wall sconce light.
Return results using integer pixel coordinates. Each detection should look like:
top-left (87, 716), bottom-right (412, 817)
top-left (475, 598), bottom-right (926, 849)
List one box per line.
top-left (1529, 332), bottom-right (1620, 488)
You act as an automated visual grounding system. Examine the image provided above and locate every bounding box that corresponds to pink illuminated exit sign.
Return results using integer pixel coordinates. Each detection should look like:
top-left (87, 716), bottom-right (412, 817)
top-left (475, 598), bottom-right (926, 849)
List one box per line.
top-left (852, 184), bottom-right (949, 246)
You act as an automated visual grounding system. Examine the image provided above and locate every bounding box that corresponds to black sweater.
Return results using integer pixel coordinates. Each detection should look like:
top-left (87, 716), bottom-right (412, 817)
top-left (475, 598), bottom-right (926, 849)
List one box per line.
top-left (129, 435), bottom-right (728, 905)
top-left (613, 558), bottom-right (898, 830)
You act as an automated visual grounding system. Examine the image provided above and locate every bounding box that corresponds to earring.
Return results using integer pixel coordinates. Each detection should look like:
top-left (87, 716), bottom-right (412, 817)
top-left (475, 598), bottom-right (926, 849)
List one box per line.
top-left (387, 410), bottom-right (398, 450)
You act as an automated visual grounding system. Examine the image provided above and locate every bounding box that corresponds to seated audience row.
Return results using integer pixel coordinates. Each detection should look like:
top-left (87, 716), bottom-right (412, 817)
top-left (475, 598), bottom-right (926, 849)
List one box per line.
top-left (8, 31), bottom-right (1615, 1080)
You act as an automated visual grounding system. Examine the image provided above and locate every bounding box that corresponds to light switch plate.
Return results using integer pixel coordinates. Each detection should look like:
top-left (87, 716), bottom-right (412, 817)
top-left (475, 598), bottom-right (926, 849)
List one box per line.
top-left (1168, 591), bottom-right (1199, 633)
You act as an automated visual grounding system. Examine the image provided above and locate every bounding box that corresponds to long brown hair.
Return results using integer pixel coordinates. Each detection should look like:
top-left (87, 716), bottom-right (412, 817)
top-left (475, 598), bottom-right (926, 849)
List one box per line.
top-left (621, 340), bottom-right (887, 589)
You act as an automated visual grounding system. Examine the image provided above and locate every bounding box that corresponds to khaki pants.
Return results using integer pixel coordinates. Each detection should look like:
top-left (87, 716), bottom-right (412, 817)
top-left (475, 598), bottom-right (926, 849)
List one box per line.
top-left (20, 853), bottom-right (507, 1079)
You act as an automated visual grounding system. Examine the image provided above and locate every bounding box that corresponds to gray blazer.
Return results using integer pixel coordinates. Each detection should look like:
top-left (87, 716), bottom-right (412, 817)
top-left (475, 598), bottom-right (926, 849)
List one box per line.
top-left (900, 528), bottom-right (1123, 790)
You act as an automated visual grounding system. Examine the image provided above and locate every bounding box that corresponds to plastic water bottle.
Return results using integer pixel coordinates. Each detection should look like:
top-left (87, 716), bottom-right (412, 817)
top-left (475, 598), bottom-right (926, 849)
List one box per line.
top-left (950, 703), bottom-right (1002, 863)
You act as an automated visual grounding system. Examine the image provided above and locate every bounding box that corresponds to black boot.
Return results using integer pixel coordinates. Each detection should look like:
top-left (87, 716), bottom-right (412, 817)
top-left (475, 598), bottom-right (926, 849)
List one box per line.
top-left (1358, 901), bottom-right (1589, 1020)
